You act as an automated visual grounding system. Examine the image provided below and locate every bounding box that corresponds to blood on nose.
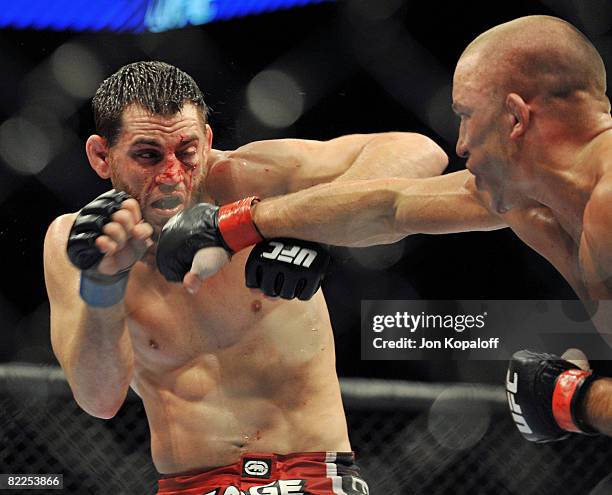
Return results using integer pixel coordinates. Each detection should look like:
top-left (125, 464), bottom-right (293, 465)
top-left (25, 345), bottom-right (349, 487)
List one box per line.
top-left (155, 160), bottom-right (185, 185)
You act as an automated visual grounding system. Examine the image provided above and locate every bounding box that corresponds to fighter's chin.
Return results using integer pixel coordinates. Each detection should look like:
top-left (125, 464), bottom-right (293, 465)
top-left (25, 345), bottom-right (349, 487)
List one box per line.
top-left (144, 204), bottom-right (186, 226)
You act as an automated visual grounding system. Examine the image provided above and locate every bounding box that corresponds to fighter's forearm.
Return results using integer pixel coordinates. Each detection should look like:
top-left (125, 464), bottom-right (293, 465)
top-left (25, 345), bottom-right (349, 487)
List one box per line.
top-left (253, 179), bottom-right (409, 247)
top-left (58, 305), bottom-right (133, 419)
top-left (583, 377), bottom-right (612, 436)
top-left (252, 172), bottom-right (504, 248)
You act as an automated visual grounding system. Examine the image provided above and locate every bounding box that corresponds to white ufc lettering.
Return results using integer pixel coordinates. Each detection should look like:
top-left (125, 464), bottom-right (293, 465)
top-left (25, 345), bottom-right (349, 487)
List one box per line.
top-left (261, 241), bottom-right (317, 268)
top-left (506, 370), bottom-right (533, 434)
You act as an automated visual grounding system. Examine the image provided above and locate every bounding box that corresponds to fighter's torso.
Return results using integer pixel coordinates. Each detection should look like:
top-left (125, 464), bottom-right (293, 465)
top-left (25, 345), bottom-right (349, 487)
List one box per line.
top-left (121, 151), bottom-right (350, 473)
top-left (574, 133), bottom-right (612, 300)
top-left (124, 252), bottom-right (348, 473)
top-left (503, 132), bottom-right (612, 331)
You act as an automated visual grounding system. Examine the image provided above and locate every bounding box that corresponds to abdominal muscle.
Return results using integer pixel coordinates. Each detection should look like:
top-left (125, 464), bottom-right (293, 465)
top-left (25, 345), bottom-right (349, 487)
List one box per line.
top-left (124, 249), bottom-right (350, 474)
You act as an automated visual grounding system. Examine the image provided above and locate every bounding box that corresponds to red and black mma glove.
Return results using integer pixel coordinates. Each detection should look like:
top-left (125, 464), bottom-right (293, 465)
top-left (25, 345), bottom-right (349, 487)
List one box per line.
top-left (245, 239), bottom-right (331, 301)
top-left (156, 197), bottom-right (263, 282)
top-left (66, 189), bottom-right (132, 307)
top-left (156, 196), bottom-right (330, 301)
top-left (506, 350), bottom-right (600, 443)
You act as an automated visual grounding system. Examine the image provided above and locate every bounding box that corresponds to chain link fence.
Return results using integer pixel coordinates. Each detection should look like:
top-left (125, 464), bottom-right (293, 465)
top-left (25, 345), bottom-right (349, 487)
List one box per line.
top-left (1, 365), bottom-right (611, 494)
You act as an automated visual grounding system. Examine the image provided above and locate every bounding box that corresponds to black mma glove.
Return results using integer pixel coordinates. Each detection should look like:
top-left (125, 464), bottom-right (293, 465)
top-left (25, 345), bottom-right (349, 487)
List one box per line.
top-left (157, 197), bottom-right (263, 282)
top-left (67, 189), bottom-right (132, 270)
top-left (66, 189), bottom-right (133, 307)
top-left (245, 238), bottom-right (330, 301)
top-left (506, 350), bottom-right (599, 443)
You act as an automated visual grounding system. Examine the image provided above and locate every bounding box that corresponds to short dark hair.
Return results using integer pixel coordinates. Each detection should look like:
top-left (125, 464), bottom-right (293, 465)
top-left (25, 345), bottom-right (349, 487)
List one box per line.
top-left (92, 61), bottom-right (209, 146)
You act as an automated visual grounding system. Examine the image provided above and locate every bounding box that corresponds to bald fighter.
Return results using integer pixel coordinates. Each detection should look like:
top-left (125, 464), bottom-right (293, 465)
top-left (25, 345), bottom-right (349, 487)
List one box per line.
top-left (43, 61), bottom-right (447, 494)
top-left (172, 17), bottom-right (612, 443)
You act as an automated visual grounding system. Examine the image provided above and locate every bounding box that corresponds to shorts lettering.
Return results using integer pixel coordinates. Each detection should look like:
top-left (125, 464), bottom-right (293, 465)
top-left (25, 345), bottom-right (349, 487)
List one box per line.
top-left (219, 479), bottom-right (306, 495)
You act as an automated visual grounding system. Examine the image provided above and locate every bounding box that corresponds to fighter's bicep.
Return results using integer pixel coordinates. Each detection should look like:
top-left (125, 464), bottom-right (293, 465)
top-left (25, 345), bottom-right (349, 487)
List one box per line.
top-left (206, 139), bottom-right (356, 202)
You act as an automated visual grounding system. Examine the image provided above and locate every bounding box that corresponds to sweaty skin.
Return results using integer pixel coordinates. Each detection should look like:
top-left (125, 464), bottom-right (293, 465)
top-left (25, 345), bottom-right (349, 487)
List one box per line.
top-left (253, 136), bottom-right (612, 323)
top-left (249, 16), bottom-right (612, 436)
top-left (44, 103), bottom-right (448, 473)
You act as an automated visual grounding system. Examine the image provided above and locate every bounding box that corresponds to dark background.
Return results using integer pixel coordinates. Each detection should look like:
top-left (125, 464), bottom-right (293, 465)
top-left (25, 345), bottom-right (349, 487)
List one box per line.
top-left (0, 0), bottom-right (610, 382)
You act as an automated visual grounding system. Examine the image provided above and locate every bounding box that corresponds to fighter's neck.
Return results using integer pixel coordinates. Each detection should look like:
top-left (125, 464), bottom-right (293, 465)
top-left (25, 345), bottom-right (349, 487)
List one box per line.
top-left (526, 126), bottom-right (612, 236)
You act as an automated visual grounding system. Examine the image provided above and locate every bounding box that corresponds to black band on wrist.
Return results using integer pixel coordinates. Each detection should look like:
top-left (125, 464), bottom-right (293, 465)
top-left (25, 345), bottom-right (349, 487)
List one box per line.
top-left (571, 373), bottom-right (601, 435)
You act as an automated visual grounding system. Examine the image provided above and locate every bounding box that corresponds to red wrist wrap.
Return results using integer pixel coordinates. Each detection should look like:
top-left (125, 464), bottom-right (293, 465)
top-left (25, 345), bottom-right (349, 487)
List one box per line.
top-left (217, 196), bottom-right (263, 253)
top-left (552, 369), bottom-right (592, 433)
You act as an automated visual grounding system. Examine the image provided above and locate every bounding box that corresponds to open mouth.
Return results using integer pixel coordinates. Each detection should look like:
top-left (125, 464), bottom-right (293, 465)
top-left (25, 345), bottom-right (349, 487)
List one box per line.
top-left (149, 196), bottom-right (184, 217)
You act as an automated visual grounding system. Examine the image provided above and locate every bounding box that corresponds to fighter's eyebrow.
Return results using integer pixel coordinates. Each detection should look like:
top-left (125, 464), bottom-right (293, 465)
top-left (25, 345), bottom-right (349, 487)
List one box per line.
top-left (177, 135), bottom-right (199, 146)
top-left (131, 138), bottom-right (161, 147)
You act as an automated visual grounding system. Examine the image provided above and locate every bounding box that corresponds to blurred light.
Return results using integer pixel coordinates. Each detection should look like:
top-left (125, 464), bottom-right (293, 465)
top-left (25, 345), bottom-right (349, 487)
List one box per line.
top-left (0, 0), bottom-right (147, 32)
top-left (427, 387), bottom-right (490, 450)
top-left (21, 106), bottom-right (65, 149)
top-left (145, 0), bottom-right (216, 32)
top-left (0, 117), bottom-right (51, 175)
top-left (51, 43), bottom-right (103, 100)
top-left (22, 69), bottom-right (79, 121)
top-left (0, 0), bottom-right (332, 33)
top-left (247, 70), bottom-right (304, 128)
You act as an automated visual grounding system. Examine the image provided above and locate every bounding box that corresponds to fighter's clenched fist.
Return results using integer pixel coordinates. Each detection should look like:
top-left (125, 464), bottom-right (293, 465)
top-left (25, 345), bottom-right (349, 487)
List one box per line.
top-left (67, 189), bottom-right (153, 306)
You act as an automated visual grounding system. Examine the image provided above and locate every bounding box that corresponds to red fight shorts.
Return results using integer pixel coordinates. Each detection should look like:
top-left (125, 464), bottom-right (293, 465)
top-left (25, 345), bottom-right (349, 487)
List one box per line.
top-left (157, 452), bottom-right (369, 495)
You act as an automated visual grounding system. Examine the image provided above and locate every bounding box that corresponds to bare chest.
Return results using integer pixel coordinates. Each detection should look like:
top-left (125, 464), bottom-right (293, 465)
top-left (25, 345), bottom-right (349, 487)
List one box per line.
top-left (122, 249), bottom-right (332, 378)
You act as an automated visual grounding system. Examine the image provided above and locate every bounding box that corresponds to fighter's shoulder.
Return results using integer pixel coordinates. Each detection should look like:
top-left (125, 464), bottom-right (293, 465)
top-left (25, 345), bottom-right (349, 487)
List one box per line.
top-left (214, 132), bottom-right (443, 157)
top-left (44, 213), bottom-right (77, 255)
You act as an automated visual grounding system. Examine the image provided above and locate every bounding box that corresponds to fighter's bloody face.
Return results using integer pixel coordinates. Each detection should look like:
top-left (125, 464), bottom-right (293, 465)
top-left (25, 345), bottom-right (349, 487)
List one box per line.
top-left (452, 56), bottom-right (524, 213)
top-left (106, 103), bottom-right (212, 234)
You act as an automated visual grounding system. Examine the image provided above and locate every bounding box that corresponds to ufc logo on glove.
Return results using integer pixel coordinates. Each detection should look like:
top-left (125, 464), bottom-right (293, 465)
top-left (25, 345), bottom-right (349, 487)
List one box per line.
top-left (245, 238), bottom-right (330, 300)
top-left (261, 241), bottom-right (318, 268)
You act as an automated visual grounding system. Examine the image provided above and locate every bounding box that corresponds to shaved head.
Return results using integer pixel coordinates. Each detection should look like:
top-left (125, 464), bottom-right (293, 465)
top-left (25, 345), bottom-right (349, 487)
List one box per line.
top-left (459, 16), bottom-right (607, 103)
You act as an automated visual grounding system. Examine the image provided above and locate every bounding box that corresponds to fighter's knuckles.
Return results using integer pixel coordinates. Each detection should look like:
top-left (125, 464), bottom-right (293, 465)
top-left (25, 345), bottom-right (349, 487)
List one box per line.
top-left (111, 208), bottom-right (136, 231)
top-left (95, 235), bottom-right (118, 255)
top-left (102, 222), bottom-right (129, 246)
top-left (131, 221), bottom-right (154, 240)
top-left (120, 198), bottom-right (143, 221)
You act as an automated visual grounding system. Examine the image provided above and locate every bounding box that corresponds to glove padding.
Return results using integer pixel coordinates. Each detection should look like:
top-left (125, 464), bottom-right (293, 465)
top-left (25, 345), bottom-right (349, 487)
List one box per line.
top-left (67, 190), bottom-right (132, 270)
top-left (506, 350), bottom-right (597, 443)
top-left (245, 238), bottom-right (330, 300)
top-left (156, 203), bottom-right (229, 282)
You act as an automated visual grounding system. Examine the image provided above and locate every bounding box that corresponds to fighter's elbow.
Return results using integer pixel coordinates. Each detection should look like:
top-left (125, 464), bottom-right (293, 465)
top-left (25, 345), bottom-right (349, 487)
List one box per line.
top-left (75, 394), bottom-right (124, 420)
top-left (418, 135), bottom-right (448, 176)
top-left (67, 373), bottom-right (129, 420)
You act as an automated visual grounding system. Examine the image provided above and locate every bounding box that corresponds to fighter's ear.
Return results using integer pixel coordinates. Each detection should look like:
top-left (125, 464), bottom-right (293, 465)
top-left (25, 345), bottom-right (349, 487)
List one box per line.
top-left (205, 124), bottom-right (213, 151)
top-left (86, 135), bottom-right (111, 179)
top-left (506, 93), bottom-right (530, 139)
